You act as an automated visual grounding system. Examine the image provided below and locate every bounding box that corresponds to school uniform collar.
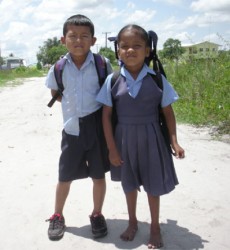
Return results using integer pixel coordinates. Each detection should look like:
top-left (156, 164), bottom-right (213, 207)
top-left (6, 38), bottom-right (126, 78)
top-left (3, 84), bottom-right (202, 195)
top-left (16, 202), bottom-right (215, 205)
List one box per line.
top-left (120, 63), bottom-right (156, 82)
top-left (64, 51), bottom-right (94, 66)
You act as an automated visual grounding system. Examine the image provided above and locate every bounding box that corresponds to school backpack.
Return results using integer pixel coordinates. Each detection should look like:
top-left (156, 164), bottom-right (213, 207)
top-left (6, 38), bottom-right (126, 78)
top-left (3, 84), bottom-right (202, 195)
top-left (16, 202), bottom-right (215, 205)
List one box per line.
top-left (47, 53), bottom-right (108, 108)
top-left (108, 30), bottom-right (172, 153)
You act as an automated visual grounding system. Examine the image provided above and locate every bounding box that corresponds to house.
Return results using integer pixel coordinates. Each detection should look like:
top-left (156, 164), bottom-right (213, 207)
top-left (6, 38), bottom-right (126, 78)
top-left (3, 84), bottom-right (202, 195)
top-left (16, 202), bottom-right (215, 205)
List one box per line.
top-left (1, 56), bottom-right (25, 70)
top-left (182, 41), bottom-right (221, 59)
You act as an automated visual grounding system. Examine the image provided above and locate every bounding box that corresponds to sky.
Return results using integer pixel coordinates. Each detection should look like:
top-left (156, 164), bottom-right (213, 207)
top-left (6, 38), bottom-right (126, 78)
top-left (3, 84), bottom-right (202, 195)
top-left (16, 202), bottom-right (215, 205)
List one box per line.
top-left (0, 0), bottom-right (229, 65)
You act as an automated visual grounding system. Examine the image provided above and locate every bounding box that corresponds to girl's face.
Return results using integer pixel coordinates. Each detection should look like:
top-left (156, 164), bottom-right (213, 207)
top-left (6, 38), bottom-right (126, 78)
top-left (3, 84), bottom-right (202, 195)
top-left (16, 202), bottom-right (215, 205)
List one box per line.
top-left (61, 25), bottom-right (96, 59)
top-left (118, 28), bottom-right (150, 72)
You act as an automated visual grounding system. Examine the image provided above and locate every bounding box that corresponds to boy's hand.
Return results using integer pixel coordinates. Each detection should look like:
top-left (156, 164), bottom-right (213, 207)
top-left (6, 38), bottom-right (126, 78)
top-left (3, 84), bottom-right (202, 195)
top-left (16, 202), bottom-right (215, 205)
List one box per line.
top-left (171, 143), bottom-right (185, 159)
top-left (109, 148), bottom-right (124, 167)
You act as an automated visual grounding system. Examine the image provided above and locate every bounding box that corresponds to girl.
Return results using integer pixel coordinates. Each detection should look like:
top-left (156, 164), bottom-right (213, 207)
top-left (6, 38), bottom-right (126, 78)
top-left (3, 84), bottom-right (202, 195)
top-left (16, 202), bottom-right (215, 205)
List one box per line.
top-left (96, 24), bottom-right (185, 249)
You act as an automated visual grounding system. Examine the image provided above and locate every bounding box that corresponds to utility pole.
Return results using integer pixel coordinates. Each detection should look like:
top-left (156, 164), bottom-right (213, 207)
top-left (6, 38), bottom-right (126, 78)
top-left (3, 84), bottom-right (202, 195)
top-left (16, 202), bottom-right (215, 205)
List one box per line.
top-left (102, 32), bottom-right (111, 48)
top-left (95, 44), bottom-right (99, 53)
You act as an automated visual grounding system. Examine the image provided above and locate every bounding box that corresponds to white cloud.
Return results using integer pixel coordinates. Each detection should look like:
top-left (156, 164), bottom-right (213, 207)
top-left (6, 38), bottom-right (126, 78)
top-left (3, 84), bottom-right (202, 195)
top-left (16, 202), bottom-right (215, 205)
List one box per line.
top-left (4, 22), bottom-right (30, 39)
top-left (127, 1), bottom-right (135, 8)
top-left (75, 0), bottom-right (112, 8)
top-left (190, 0), bottom-right (230, 12)
top-left (0, 0), bottom-right (229, 63)
top-left (151, 0), bottom-right (183, 5)
top-left (166, 0), bottom-right (183, 4)
top-left (124, 9), bottom-right (157, 23)
top-left (183, 12), bottom-right (230, 29)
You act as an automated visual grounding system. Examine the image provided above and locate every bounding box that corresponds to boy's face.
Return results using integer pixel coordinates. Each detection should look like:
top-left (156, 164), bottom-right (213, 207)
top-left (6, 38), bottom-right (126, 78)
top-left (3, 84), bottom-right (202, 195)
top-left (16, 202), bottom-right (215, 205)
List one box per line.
top-left (61, 25), bottom-right (96, 58)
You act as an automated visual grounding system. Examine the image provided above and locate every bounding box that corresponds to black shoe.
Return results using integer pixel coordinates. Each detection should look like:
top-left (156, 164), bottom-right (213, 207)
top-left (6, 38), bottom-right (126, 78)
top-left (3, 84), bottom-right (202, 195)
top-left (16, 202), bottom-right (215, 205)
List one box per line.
top-left (46, 213), bottom-right (65, 240)
top-left (90, 213), bottom-right (108, 238)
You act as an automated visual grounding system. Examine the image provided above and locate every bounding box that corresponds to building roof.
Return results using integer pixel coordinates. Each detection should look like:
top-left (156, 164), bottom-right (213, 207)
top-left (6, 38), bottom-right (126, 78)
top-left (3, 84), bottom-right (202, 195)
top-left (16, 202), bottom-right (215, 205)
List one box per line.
top-left (4, 56), bottom-right (24, 60)
top-left (182, 41), bottom-right (221, 48)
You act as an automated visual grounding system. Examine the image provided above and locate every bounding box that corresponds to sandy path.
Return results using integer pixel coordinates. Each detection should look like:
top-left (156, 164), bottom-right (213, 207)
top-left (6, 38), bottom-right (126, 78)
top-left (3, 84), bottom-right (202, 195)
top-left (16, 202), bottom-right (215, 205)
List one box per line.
top-left (0, 77), bottom-right (229, 250)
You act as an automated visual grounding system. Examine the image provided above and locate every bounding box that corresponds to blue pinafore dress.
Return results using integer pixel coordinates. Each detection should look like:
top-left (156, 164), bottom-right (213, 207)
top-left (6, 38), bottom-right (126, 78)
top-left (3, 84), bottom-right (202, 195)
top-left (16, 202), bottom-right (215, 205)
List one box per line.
top-left (111, 74), bottom-right (178, 196)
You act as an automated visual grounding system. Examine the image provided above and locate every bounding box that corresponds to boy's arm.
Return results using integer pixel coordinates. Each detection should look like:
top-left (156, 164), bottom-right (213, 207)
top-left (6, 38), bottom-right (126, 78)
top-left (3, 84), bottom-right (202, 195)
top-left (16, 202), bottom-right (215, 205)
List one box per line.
top-left (51, 89), bottom-right (62, 102)
top-left (162, 105), bottom-right (185, 158)
top-left (102, 105), bottom-right (123, 166)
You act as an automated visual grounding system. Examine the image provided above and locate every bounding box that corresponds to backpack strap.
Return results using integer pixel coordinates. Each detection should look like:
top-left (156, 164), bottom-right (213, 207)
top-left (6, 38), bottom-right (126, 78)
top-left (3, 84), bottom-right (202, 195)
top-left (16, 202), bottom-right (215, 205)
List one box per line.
top-left (109, 70), bottom-right (121, 134)
top-left (47, 58), bottom-right (67, 107)
top-left (149, 73), bottom-right (172, 153)
top-left (93, 53), bottom-right (108, 87)
top-left (110, 70), bottom-right (121, 89)
top-left (149, 73), bottom-right (162, 90)
top-left (47, 54), bottom-right (108, 108)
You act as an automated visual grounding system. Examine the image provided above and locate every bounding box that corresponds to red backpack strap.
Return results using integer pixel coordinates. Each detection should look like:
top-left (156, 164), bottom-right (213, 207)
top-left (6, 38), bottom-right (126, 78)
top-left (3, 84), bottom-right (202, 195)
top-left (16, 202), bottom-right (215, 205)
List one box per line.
top-left (93, 53), bottom-right (108, 87)
top-left (47, 58), bottom-right (67, 107)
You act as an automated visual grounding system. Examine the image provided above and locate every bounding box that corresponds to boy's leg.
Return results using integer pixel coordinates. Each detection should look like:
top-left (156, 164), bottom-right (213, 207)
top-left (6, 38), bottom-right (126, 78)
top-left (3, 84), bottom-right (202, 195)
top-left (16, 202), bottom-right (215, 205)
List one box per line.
top-left (47, 181), bottom-right (71, 240)
top-left (147, 194), bottom-right (163, 249)
top-left (55, 181), bottom-right (71, 215)
top-left (91, 178), bottom-right (106, 214)
top-left (89, 178), bottom-right (107, 238)
top-left (120, 189), bottom-right (138, 241)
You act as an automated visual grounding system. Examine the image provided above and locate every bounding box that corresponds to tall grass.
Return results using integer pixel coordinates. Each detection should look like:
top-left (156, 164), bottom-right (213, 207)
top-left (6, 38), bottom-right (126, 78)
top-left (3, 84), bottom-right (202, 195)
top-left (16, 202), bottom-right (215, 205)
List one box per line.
top-left (1, 57), bottom-right (229, 135)
top-left (0, 66), bottom-right (47, 87)
top-left (165, 53), bottom-right (230, 134)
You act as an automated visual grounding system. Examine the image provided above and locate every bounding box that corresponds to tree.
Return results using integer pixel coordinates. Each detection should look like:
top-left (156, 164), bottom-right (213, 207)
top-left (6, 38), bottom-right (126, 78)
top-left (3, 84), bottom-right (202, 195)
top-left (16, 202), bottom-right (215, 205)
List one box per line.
top-left (99, 47), bottom-right (116, 65)
top-left (0, 56), bottom-right (4, 66)
top-left (161, 38), bottom-right (185, 61)
top-left (36, 37), bottom-right (67, 65)
top-left (36, 62), bottom-right (42, 70)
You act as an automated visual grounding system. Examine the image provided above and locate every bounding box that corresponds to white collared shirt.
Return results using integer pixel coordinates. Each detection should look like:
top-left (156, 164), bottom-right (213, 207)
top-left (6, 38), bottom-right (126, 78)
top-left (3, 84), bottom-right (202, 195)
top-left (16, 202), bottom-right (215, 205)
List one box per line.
top-left (45, 51), bottom-right (112, 136)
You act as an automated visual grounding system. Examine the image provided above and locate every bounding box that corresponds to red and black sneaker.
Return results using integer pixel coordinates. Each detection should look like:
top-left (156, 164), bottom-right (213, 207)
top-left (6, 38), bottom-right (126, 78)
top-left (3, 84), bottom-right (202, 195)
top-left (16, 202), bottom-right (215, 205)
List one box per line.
top-left (46, 213), bottom-right (65, 240)
top-left (90, 213), bottom-right (108, 238)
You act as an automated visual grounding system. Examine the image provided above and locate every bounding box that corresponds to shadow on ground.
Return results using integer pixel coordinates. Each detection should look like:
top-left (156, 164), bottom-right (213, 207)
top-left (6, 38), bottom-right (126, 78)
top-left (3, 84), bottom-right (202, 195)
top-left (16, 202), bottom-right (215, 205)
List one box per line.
top-left (65, 218), bottom-right (208, 249)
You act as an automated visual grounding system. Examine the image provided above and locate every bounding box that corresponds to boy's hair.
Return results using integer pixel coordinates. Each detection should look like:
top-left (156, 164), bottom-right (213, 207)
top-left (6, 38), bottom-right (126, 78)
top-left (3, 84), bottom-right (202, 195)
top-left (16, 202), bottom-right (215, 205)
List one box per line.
top-left (117, 24), bottom-right (149, 47)
top-left (63, 14), bottom-right (95, 37)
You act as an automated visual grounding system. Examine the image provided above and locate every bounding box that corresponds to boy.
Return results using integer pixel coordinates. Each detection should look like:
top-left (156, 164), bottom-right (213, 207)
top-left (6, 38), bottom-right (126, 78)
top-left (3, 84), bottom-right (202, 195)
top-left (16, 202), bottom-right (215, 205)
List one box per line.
top-left (45, 14), bottom-right (112, 240)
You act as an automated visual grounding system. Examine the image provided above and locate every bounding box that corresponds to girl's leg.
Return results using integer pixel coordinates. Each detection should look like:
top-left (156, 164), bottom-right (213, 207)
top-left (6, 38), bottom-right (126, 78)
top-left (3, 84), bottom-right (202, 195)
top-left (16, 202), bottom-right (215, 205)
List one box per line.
top-left (54, 181), bottom-right (71, 215)
top-left (120, 189), bottom-right (138, 241)
top-left (91, 178), bottom-right (106, 214)
top-left (147, 194), bottom-right (163, 249)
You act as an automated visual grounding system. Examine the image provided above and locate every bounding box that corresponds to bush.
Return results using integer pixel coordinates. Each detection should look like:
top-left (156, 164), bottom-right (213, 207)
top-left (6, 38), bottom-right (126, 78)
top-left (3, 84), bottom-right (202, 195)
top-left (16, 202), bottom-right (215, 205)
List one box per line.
top-left (0, 66), bottom-right (47, 86)
top-left (37, 62), bottom-right (42, 70)
top-left (165, 53), bottom-right (230, 134)
top-left (15, 66), bottom-right (27, 73)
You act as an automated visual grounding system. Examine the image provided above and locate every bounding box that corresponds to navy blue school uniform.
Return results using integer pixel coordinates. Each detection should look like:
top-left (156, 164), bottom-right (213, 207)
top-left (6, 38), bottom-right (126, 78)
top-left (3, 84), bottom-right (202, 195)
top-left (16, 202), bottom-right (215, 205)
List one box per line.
top-left (96, 64), bottom-right (179, 196)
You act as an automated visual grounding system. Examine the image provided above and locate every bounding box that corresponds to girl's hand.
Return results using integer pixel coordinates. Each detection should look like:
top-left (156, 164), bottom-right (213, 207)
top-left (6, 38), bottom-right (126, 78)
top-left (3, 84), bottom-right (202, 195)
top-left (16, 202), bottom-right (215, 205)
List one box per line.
top-left (171, 143), bottom-right (185, 159)
top-left (109, 148), bottom-right (124, 167)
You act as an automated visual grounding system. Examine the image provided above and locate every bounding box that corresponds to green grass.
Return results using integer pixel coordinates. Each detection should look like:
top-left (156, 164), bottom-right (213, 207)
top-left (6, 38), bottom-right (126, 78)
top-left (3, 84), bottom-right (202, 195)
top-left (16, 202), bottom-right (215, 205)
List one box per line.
top-left (0, 66), bottom-right (47, 87)
top-left (165, 54), bottom-right (230, 135)
top-left (1, 57), bottom-right (230, 136)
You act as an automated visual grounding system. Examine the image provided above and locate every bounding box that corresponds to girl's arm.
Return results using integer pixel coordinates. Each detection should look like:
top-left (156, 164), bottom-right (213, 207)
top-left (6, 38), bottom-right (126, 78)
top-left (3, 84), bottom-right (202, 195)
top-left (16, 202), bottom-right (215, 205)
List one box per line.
top-left (162, 105), bottom-right (185, 158)
top-left (102, 105), bottom-right (123, 166)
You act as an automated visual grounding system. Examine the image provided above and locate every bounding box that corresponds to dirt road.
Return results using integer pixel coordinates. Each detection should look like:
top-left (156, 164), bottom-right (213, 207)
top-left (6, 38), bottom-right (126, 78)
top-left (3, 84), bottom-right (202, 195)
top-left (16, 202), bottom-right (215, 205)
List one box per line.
top-left (0, 77), bottom-right (229, 250)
